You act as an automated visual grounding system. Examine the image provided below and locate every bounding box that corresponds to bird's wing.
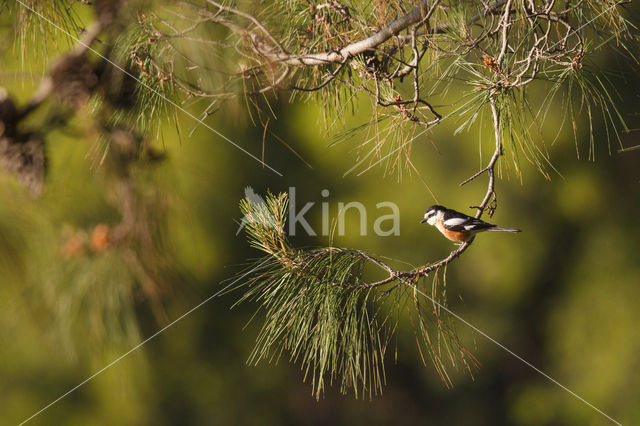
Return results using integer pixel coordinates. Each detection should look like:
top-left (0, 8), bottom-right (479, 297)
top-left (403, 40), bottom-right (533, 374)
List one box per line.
top-left (442, 212), bottom-right (495, 232)
top-left (442, 217), bottom-right (467, 228)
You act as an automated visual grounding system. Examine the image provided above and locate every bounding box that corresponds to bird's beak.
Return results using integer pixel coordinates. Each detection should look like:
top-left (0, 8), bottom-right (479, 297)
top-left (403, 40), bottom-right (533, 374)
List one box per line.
top-left (420, 218), bottom-right (427, 224)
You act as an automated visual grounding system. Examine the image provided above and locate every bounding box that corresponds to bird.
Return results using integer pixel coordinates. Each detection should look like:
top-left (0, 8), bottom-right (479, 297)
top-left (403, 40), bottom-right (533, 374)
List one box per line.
top-left (420, 205), bottom-right (521, 243)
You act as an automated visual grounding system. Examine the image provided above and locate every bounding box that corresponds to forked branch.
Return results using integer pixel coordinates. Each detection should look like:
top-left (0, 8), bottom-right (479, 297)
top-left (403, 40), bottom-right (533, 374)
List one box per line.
top-left (356, 96), bottom-right (503, 289)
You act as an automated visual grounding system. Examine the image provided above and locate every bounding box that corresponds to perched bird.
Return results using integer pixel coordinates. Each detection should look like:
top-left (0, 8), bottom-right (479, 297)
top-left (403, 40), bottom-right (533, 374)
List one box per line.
top-left (421, 205), bottom-right (520, 243)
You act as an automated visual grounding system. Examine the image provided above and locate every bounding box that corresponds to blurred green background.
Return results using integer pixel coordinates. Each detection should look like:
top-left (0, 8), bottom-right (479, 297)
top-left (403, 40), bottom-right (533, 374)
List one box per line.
top-left (2, 3), bottom-right (640, 426)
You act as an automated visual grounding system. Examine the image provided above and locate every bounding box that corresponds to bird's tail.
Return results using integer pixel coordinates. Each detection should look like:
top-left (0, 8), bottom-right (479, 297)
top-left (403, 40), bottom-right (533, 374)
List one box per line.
top-left (489, 226), bottom-right (521, 233)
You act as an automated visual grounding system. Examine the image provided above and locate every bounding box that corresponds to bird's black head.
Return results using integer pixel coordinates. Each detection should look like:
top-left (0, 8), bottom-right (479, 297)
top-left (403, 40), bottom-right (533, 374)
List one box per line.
top-left (420, 205), bottom-right (445, 224)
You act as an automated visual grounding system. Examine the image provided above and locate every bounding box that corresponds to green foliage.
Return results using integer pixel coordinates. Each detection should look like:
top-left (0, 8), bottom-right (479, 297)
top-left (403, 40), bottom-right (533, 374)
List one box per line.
top-left (3, 1), bottom-right (640, 423)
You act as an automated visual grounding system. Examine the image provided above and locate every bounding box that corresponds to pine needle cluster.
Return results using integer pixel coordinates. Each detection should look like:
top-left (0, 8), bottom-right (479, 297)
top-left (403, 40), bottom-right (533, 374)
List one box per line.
top-left (234, 192), bottom-right (477, 398)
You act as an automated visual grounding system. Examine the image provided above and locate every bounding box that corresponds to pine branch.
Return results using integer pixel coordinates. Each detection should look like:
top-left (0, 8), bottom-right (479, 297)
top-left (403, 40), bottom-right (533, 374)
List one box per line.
top-left (232, 90), bottom-right (512, 394)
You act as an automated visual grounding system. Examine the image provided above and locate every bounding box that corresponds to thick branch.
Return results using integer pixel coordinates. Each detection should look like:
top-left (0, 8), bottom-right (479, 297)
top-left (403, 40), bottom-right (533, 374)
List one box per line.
top-left (265, 0), bottom-right (431, 66)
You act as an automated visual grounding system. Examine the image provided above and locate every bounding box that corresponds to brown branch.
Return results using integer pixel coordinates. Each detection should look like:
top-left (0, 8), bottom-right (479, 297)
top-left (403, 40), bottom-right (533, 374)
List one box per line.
top-left (148, 0), bottom-right (522, 105)
top-left (19, 21), bottom-right (104, 119)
